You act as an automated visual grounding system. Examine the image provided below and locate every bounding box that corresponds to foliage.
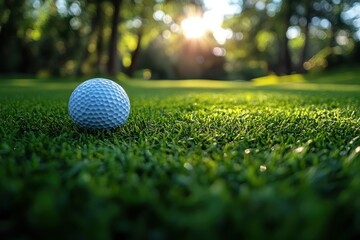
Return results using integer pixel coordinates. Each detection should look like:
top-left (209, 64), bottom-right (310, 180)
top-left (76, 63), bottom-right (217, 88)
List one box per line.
top-left (1, 71), bottom-right (360, 239)
top-left (224, 0), bottom-right (360, 75)
top-left (0, 0), bottom-right (359, 78)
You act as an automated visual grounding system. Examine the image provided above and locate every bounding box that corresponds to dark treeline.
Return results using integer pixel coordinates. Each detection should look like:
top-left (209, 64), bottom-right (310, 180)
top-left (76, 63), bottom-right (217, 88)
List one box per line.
top-left (0, 0), bottom-right (359, 80)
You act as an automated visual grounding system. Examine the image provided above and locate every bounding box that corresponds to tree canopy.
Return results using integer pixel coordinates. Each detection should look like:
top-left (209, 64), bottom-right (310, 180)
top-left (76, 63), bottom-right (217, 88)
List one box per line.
top-left (0, 0), bottom-right (359, 79)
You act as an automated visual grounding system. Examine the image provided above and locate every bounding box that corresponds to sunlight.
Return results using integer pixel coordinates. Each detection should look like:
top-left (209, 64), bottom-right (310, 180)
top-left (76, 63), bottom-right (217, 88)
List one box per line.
top-left (181, 13), bottom-right (233, 44)
top-left (181, 16), bottom-right (207, 39)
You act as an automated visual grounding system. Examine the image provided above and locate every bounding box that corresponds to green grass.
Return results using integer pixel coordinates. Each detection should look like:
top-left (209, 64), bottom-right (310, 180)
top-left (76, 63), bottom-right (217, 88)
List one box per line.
top-left (1, 71), bottom-right (360, 239)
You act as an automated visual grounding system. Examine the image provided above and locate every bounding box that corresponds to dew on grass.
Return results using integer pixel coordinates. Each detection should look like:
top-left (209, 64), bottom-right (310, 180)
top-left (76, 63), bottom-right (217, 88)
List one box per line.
top-left (259, 165), bottom-right (267, 172)
top-left (295, 146), bottom-right (305, 153)
top-left (349, 136), bottom-right (360, 145)
top-left (184, 162), bottom-right (193, 170)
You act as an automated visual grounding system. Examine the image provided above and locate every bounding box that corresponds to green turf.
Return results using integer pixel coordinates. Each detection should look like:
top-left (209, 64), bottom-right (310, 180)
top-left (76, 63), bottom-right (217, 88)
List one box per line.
top-left (1, 71), bottom-right (360, 239)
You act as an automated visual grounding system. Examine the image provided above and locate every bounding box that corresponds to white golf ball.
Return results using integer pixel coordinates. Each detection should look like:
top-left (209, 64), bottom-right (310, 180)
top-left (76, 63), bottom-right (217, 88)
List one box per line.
top-left (68, 78), bottom-right (130, 130)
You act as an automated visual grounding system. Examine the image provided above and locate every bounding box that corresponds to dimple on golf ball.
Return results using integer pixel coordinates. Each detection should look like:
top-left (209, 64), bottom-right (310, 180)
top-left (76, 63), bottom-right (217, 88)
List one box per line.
top-left (68, 78), bottom-right (130, 130)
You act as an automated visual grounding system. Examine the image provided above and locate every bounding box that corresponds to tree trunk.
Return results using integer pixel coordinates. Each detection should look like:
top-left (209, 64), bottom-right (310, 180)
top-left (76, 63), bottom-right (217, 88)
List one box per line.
top-left (126, 31), bottom-right (143, 78)
top-left (107, 0), bottom-right (123, 76)
top-left (278, 0), bottom-right (293, 75)
top-left (0, 0), bottom-right (23, 73)
top-left (283, 36), bottom-right (292, 75)
top-left (74, 0), bottom-right (103, 76)
top-left (298, 0), bottom-right (312, 73)
top-left (95, 1), bottom-right (105, 74)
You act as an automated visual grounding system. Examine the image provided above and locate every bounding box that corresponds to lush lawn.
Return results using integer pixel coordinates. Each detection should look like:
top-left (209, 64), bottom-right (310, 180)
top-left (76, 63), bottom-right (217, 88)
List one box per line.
top-left (1, 71), bottom-right (360, 239)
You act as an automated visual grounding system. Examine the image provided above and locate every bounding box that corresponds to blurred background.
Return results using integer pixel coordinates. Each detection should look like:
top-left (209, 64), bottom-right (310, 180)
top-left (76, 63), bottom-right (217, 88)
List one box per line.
top-left (0, 0), bottom-right (359, 80)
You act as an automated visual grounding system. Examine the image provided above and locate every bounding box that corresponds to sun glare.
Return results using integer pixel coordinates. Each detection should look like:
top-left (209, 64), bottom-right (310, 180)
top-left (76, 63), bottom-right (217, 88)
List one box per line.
top-left (180, 14), bottom-right (232, 44)
top-left (181, 16), bottom-right (207, 39)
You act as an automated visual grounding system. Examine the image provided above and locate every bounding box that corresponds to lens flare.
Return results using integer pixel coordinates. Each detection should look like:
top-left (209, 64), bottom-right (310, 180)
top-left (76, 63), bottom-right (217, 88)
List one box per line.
top-left (181, 16), bottom-right (207, 39)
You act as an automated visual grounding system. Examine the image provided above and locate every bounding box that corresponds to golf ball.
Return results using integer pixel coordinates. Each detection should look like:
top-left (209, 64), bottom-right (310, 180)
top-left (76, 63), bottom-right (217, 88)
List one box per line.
top-left (68, 78), bottom-right (130, 130)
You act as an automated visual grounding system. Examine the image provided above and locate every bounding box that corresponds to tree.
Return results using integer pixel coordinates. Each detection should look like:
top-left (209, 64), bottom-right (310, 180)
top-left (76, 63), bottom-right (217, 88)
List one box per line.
top-left (121, 0), bottom-right (203, 78)
top-left (121, 0), bottom-right (151, 78)
top-left (298, 0), bottom-right (313, 72)
top-left (125, 31), bottom-right (143, 77)
top-left (0, 0), bottom-right (33, 73)
top-left (1, 0), bottom-right (359, 78)
top-left (107, 0), bottom-right (124, 76)
top-left (222, 0), bottom-right (278, 77)
top-left (74, 0), bottom-right (105, 76)
top-left (95, 1), bottom-right (105, 74)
